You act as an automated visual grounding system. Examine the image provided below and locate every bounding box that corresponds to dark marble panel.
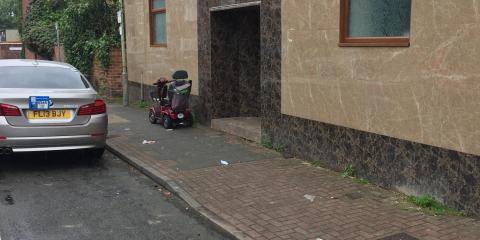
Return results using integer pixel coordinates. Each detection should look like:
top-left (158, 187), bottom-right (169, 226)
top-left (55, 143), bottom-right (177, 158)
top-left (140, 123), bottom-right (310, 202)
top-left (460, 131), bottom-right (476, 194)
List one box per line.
top-left (264, 113), bottom-right (480, 216)
top-left (237, 8), bottom-right (261, 117)
top-left (210, 6), bottom-right (260, 118)
top-left (198, 0), bottom-right (480, 216)
top-left (259, 0), bottom-right (282, 126)
top-left (210, 11), bottom-right (238, 118)
top-left (259, 0), bottom-right (480, 216)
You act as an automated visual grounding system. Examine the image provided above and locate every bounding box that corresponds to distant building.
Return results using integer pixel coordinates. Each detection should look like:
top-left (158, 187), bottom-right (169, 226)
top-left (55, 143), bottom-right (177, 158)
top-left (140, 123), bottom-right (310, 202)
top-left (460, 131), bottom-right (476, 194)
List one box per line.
top-left (0, 29), bottom-right (20, 42)
top-left (0, 29), bottom-right (22, 59)
top-left (6, 29), bottom-right (20, 42)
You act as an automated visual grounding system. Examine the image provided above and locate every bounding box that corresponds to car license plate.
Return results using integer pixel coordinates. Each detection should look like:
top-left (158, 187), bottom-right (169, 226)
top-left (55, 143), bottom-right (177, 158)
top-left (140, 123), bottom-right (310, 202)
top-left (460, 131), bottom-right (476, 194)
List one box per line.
top-left (27, 110), bottom-right (72, 120)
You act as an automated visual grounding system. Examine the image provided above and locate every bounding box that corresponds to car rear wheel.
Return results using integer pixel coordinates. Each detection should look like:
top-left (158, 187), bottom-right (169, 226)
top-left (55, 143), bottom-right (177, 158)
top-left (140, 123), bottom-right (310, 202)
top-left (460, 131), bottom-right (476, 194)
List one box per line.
top-left (88, 148), bottom-right (105, 160)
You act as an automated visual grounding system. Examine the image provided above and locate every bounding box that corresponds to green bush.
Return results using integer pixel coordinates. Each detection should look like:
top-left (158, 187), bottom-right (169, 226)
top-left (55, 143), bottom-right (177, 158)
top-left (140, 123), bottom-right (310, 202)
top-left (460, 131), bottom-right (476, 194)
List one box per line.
top-left (273, 143), bottom-right (285, 153)
top-left (342, 164), bottom-right (355, 178)
top-left (137, 100), bottom-right (148, 109)
top-left (353, 178), bottom-right (369, 185)
top-left (407, 195), bottom-right (464, 216)
top-left (23, 20), bottom-right (56, 58)
top-left (60, 0), bottom-right (120, 75)
top-left (261, 135), bottom-right (273, 149)
top-left (21, 0), bottom-right (120, 75)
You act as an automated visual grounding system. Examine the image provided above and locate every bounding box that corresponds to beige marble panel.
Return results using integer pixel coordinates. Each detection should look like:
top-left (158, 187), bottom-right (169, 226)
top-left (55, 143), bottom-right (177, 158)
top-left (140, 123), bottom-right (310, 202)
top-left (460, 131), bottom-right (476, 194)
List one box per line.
top-left (282, 0), bottom-right (480, 155)
top-left (124, 0), bottom-right (199, 95)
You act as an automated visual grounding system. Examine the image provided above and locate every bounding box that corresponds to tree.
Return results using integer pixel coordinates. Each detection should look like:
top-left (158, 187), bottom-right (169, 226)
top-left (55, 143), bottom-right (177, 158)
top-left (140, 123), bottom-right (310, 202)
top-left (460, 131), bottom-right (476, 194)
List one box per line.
top-left (21, 0), bottom-right (119, 72)
top-left (22, 0), bottom-right (63, 59)
top-left (0, 0), bottom-right (19, 29)
top-left (60, 0), bottom-right (120, 74)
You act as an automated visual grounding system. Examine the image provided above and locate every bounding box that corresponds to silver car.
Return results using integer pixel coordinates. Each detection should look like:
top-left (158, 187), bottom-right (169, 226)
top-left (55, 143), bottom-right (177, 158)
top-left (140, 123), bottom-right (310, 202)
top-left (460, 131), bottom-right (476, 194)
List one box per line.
top-left (0, 60), bottom-right (107, 158)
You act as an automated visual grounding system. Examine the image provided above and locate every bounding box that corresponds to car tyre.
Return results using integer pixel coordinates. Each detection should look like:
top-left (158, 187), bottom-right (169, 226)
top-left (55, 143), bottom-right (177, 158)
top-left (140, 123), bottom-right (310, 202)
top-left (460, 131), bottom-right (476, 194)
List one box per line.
top-left (89, 148), bottom-right (105, 160)
top-left (149, 110), bottom-right (157, 124)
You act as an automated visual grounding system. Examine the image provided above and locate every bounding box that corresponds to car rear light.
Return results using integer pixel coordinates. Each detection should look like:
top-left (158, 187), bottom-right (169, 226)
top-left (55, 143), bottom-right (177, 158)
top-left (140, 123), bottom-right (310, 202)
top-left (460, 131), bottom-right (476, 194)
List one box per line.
top-left (0, 103), bottom-right (21, 116)
top-left (78, 99), bottom-right (107, 116)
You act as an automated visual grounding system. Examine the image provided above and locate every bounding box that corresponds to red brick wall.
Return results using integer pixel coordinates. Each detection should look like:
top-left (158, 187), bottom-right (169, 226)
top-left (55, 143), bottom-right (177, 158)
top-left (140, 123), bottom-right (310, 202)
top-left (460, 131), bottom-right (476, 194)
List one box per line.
top-left (91, 48), bottom-right (123, 98)
top-left (0, 43), bottom-right (22, 59)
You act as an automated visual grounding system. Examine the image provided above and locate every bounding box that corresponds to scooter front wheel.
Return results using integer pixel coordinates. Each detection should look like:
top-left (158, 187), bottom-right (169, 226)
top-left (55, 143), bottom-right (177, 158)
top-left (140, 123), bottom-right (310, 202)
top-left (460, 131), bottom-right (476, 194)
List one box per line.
top-left (162, 115), bottom-right (172, 129)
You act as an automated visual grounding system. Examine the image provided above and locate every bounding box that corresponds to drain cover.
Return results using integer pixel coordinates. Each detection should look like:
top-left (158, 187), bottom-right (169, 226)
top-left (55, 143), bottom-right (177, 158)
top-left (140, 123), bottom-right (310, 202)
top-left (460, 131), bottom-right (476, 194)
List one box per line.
top-left (378, 233), bottom-right (418, 240)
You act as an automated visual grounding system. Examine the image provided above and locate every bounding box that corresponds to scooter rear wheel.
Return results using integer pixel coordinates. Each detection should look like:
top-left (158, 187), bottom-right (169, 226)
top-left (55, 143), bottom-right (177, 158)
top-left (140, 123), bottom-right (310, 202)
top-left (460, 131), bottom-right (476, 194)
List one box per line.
top-left (185, 114), bottom-right (193, 127)
top-left (149, 110), bottom-right (157, 124)
top-left (162, 115), bottom-right (172, 129)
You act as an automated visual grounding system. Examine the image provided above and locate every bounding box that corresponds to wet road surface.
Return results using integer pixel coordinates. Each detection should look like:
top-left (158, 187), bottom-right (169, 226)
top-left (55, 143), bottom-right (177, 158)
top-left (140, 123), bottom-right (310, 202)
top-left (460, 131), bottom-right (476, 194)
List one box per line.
top-left (0, 151), bottom-right (229, 240)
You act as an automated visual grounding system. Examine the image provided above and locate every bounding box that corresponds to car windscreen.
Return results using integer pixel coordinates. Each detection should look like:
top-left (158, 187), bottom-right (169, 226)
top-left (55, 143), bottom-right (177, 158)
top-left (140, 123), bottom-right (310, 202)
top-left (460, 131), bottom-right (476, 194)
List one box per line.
top-left (0, 66), bottom-right (89, 89)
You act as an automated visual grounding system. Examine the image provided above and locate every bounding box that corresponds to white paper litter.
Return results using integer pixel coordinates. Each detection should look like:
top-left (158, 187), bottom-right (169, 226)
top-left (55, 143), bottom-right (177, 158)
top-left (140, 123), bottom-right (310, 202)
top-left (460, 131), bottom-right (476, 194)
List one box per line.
top-left (220, 160), bottom-right (229, 166)
top-left (304, 194), bottom-right (316, 202)
top-left (142, 140), bottom-right (156, 144)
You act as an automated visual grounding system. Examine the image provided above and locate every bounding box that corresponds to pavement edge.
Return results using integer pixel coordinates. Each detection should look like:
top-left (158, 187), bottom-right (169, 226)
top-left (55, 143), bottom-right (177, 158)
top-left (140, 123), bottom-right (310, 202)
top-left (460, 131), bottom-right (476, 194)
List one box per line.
top-left (106, 144), bottom-right (247, 240)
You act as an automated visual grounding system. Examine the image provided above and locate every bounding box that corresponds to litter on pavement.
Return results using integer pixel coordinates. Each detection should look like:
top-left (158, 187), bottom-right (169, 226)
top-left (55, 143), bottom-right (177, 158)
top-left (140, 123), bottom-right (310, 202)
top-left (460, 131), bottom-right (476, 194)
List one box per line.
top-left (220, 160), bottom-right (229, 166)
top-left (162, 190), bottom-right (172, 198)
top-left (142, 140), bottom-right (157, 144)
top-left (304, 194), bottom-right (316, 202)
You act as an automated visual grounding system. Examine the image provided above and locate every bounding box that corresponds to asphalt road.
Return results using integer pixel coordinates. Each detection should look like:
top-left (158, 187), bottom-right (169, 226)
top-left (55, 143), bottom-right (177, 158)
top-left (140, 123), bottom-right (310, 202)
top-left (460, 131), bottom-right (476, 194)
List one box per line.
top-left (0, 151), bottom-right (229, 240)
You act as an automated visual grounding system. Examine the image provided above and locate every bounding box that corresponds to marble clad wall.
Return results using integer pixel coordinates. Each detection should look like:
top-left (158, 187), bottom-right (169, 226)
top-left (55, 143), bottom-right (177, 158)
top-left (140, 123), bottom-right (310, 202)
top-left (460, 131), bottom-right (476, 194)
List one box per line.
top-left (177, 0), bottom-right (480, 215)
top-left (124, 0), bottom-right (199, 95)
top-left (281, 0), bottom-right (480, 156)
top-left (259, 0), bottom-right (480, 216)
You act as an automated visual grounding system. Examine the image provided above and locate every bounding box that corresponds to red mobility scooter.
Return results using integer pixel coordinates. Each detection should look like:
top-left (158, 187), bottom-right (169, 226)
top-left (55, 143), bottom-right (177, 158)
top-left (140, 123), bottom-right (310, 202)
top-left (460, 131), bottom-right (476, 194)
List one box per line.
top-left (148, 70), bottom-right (193, 129)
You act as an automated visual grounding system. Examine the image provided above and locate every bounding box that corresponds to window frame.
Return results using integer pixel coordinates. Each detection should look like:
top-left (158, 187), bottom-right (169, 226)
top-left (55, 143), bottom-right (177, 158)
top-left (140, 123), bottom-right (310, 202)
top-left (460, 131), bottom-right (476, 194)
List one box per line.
top-left (339, 0), bottom-right (411, 47)
top-left (149, 0), bottom-right (167, 47)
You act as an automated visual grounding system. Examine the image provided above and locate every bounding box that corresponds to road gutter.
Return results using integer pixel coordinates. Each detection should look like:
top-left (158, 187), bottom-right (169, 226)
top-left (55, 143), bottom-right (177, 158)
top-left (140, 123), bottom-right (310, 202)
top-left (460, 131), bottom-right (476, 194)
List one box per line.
top-left (106, 144), bottom-right (247, 240)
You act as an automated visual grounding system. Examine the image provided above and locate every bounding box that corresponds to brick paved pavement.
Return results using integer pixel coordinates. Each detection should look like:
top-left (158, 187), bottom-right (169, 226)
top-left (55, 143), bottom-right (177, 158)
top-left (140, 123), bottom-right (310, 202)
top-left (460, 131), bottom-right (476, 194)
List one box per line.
top-left (108, 105), bottom-right (480, 240)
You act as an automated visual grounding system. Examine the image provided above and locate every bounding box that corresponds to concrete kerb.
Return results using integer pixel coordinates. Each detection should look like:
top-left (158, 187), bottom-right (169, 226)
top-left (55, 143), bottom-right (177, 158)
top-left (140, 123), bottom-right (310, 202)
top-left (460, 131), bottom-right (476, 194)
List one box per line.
top-left (106, 144), bottom-right (248, 240)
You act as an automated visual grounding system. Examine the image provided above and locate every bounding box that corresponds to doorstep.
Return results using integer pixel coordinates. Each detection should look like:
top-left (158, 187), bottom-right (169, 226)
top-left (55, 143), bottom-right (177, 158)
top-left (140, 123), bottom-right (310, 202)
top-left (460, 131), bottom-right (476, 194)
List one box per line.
top-left (211, 117), bottom-right (261, 143)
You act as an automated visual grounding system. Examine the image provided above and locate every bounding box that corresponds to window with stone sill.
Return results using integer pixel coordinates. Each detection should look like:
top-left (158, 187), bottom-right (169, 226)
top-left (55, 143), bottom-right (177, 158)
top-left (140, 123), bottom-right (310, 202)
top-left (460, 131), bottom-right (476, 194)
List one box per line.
top-left (339, 0), bottom-right (412, 47)
top-left (149, 0), bottom-right (167, 46)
